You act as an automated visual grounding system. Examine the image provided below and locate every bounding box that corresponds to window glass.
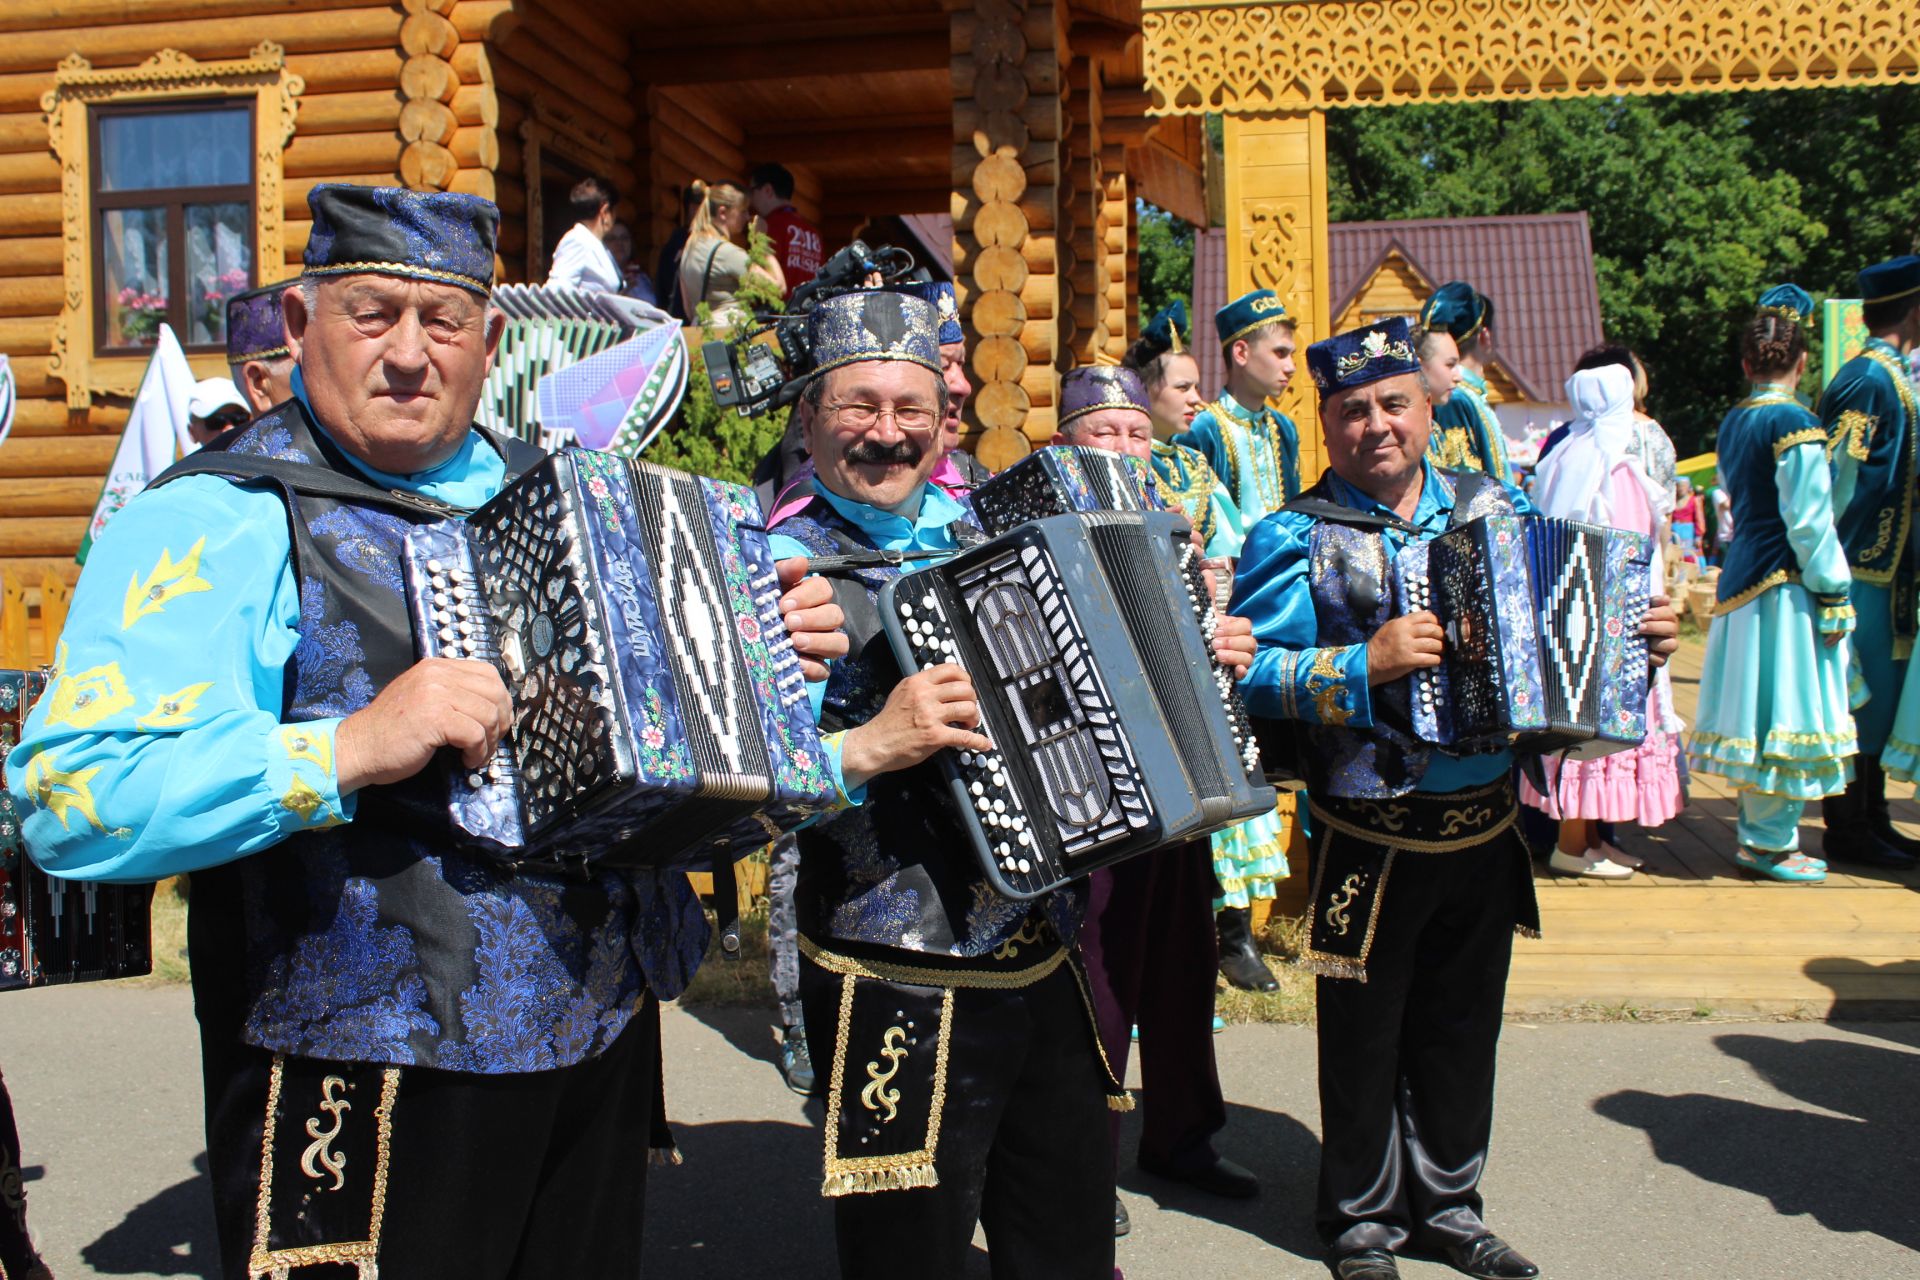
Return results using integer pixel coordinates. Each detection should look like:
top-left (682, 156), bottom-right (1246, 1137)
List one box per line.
top-left (101, 207), bottom-right (169, 348)
top-left (186, 202), bottom-right (251, 346)
top-left (97, 107), bottom-right (250, 192)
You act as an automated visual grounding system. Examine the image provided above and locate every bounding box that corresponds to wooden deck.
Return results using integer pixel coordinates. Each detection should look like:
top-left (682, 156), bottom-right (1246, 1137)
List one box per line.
top-left (1509, 639), bottom-right (1920, 1016)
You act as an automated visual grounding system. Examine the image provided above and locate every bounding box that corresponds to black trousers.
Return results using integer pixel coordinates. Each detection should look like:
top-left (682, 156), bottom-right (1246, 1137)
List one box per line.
top-left (799, 958), bottom-right (1115, 1280)
top-left (0, 1067), bottom-right (47, 1280)
top-left (200, 1001), bottom-right (659, 1280)
top-left (1078, 841), bottom-right (1227, 1171)
top-left (1315, 830), bottom-right (1524, 1256)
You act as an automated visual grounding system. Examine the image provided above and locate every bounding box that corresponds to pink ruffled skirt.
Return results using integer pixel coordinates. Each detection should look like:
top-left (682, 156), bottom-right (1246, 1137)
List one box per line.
top-left (1520, 704), bottom-right (1685, 826)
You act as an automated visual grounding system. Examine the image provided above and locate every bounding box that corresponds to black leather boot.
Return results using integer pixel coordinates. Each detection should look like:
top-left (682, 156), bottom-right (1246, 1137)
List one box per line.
top-left (1861, 754), bottom-right (1920, 863)
top-left (1216, 907), bottom-right (1278, 992)
top-left (1823, 766), bottom-right (1919, 869)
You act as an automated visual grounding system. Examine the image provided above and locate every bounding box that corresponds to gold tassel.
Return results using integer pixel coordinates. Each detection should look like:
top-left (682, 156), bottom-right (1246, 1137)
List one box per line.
top-left (820, 1160), bottom-right (941, 1197)
top-left (1297, 951), bottom-right (1369, 982)
top-left (648, 1146), bottom-right (684, 1167)
top-left (1514, 925), bottom-right (1543, 940)
top-left (1107, 1090), bottom-right (1136, 1113)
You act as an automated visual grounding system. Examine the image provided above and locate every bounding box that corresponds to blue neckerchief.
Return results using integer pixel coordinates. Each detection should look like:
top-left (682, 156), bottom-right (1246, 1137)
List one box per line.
top-left (817, 479), bottom-right (967, 553)
top-left (1325, 461), bottom-right (1454, 554)
top-left (289, 364), bottom-right (504, 508)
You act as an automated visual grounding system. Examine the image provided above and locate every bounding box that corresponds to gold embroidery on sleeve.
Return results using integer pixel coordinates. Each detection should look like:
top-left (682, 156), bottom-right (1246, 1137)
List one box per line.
top-left (280, 776), bottom-right (337, 827)
top-left (40, 661), bottom-right (136, 730)
top-left (1306, 647), bottom-right (1354, 726)
top-left (279, 726), bottom-right (334, 774)
top-left (23, 751), bottom-right (106, 833)
top-left (136, 681), bottom-right (216, 730)
top-left (1773, 427), bottom-right (1827, 460)
top-left (122, 536), bottom-right (213, 629)
top-left (1833, 409), bottom-right (1877, 463)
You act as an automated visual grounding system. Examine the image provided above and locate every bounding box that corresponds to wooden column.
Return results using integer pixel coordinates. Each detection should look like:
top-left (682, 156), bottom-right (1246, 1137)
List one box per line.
top-left (1221, 109), bottom-right (1330, 482)
top-left (1101, 161), bottom-right (1129, 361)
top-left (951, 0), bottom-right (1060, 470)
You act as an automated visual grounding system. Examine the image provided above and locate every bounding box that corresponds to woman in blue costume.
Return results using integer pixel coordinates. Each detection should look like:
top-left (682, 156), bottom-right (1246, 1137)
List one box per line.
top-left (1687, 287), bottom-right (1857, 882)
top-left (1126, 305), bottom-right (1290, 993)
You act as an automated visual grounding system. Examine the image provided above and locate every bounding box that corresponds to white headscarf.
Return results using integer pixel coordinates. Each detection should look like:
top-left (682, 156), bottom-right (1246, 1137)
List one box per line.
top-left (1533, 364), bottom-right (1661, 527)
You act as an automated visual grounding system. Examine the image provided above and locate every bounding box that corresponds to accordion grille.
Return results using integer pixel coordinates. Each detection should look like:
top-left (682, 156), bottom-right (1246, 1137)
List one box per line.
top-left (1084, 520), bottom-right (1225, 802)
top-left (630, 463), bottom-right (774, 799)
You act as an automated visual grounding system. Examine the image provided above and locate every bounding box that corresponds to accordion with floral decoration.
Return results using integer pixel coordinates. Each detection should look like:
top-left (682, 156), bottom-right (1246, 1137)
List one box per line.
top-left (401, 450), bottom-right (838, 872)
top-left (1, 669), bottom-right (154, 990)
top-left (1393, 514), bottom-right (1652, 757)
top-left (969, 444), bottom-right (1162, 536)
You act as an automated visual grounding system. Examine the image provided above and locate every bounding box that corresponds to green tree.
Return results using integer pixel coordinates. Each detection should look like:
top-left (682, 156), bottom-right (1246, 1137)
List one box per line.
top-left (1137, 202), bottom-right (1196, 332)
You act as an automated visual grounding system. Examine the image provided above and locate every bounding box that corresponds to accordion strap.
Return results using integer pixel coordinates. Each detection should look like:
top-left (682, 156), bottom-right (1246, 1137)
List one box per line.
top-left (155, 451), bottom-right (476, 519)
top-left (1280, 495), bottom-right (1420, 535)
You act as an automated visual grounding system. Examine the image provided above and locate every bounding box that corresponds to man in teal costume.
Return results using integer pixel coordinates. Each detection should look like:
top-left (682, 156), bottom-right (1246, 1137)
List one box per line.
top-left (1176, 288), bottom-right (1302, 522)
top-left (1821, 253), bottom-right (1920, 869)
top-left (1417, 282), bottom-right (1514, 486)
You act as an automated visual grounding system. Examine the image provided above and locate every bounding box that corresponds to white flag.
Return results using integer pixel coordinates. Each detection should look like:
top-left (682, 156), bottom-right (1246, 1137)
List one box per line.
top-left (78, 325), bottom-right (196, 564)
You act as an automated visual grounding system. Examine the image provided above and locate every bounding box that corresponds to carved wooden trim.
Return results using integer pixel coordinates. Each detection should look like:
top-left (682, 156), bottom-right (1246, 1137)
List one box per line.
top-left (520, 94), bottom-right (619, 282)
top-left (43, 43), bottom-right (303, 410)
top-left (1143, 0), bottom-right (1920, 114)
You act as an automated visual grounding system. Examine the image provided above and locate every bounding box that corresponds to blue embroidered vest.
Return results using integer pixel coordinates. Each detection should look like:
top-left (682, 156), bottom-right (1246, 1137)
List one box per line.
top-left (1824, 340), bottom-right (1917, 584)
top-left (160, 402), bottom-right (705, 1072)
top-left (1715, 393), bottom-right (1844, 611)
top-left (774, 498), bottom-right (1085, 960)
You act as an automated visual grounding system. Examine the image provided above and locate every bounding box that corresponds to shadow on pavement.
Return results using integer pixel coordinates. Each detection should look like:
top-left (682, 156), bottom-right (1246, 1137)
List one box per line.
top-left (81, 1151), bottom-right (218, 1279)
top-left (679, 999), bottom-right (784, 1071)
top-left (641, 1116), bottom-right (840, 1275)
top-left (1593, 1031), bottom-right (1920, 1254)
top-left (1115, 1096), bottom-right (1322, 1262)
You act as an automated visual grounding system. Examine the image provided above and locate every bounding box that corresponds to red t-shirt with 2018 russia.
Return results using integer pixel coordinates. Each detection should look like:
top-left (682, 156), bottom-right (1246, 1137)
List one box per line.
top-left (766, 206), bottom-right (823, 296)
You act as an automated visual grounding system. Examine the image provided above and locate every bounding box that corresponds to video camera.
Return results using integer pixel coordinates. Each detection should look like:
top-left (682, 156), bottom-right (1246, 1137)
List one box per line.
top-left (703, 238), bottom-right (921, 417)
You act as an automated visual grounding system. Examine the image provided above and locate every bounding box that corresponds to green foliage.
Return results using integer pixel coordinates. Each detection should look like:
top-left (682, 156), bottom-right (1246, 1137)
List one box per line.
top-left (644, 225), bottom-right (790, 485)
top-left (1137, 202), bottom-right (1197, 332)
top-left (1321, 91), bottom-right (1920, 453)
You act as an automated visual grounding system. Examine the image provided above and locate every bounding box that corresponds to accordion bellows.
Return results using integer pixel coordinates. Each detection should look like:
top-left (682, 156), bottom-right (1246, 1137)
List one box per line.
top-left (969, 445), bottom-right (1162, 535)
top-left (403, 451), bottom-right (838, 870)
top-left (882, 512), bottom-right (1273, 899)
top-left (1394, 514), bottom-right (1653, 756)
top-left (1, 669), bottom-right (154, 990)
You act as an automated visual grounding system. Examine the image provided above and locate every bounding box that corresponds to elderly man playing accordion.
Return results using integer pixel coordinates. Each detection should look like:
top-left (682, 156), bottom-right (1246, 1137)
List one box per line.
top-left (765, 291), bottom-right (1257, 1278)
top-left (6, 184), bottom-right (846, 1279)
top-left (1229, 318), bottom-right (1679, 1280)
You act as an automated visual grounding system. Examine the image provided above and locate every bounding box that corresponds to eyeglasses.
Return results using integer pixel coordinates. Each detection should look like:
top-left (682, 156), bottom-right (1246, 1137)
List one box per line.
top-left (822, 401), bottom-right (939, 434)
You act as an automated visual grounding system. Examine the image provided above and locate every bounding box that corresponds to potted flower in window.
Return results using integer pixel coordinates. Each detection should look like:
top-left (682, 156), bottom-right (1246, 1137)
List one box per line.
top-left (117, 286), bottom-right (166, 345)
top-left (200, 267), bottom-right (249, 338)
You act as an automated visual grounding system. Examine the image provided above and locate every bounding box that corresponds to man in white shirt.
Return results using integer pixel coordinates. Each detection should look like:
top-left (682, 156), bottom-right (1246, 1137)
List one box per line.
top-left (544, 175), bottom-right (622, 293)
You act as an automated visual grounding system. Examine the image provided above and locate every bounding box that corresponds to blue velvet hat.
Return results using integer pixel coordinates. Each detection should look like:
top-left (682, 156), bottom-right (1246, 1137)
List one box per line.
top-left (1857, 255), bottom-right (1920, 306)
top-left (225, 283), bottom-right (289, 363)
top-left (1216, 289), bottom-right (1291, 347)
top-left (1756, 284), bottom-right (1814, 325)
top-left (1419, 281), bottom-right (1493, 341)
top-left (1306, 317), bottom-right (1420, 394)
top-left (302, 184), bottom-right (499, 295)
top-left (894, 280), bottom-right (963, 345)
top-left (806, 289), bottom-right (941, 379)
top-left (1141, 300), bottom-right (1189, 355)
top-left (1059, 365), bottom-right (1151, 427)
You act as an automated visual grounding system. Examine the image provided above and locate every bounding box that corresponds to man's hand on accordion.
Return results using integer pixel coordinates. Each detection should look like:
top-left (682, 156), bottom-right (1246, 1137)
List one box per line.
top-left (838, 665), bottom-right (995, 795)
top-left (1367, 612), bottom-right (1445, 686)
top-left (775, 557), bottom-right (849, 682)
top-left (1213, 612), bottom-right (1257, 678)
top-left (335, 657), bottom-right (515, 793)
top-left (1641, 595), bottom-right (1681, 668)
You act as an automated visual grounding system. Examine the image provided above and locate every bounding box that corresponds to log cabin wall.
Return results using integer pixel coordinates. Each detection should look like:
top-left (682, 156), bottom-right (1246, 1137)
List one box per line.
top-left (0, 0), bottom-right (409, 601)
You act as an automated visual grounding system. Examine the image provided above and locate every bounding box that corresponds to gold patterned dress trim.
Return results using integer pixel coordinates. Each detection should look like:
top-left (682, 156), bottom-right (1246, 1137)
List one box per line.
top-left (1773, 426), bottom-right (1828, 459)
top-left (249, 1056), bottom-right (400, 1279)
top-left (1714, 569), bottom-right (1798, 615)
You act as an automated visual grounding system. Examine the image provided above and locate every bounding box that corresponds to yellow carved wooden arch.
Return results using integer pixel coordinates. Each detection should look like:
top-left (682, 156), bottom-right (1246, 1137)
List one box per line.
top-left (43, 43), bottom-right (303, 410)
top-left (519, 95), bottom-right (620, 283)
top-left (1142, 0), bottom-right (1920, 114)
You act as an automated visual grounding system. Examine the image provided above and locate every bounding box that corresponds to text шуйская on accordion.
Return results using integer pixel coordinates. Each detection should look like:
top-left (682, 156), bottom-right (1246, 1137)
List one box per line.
top-left (880, 448), bottom-right (1274, 899)
top-left (1393, 513), bottom-right (1654, 757)
top-left (403, 449), bottom-right (840, 872)
top-left (2, 669), bottom-right (154, 991)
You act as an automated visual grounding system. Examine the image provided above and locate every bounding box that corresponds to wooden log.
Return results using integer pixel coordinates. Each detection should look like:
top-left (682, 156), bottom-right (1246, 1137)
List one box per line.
top-left (0, 476), bottom-right (101, 517)
top-left (974, 380), bottom-right (1030, 430)
top-left (483, 172), bottom-right (527, 217)
top-left (1017, 363), bottom-right (1055, 408)
top-left (972, 244), bottom-right (1029, 293)
top-left (400, 11), bottom-right (459, 60)
top-left (0, 9), bottom-right (404, 74)
top-left (285, 171), bottom-right (401, 213)
top-left (972, 201), bottom-right (1028, 249)
top-left (0, 192), bottom-right (60, 237)
top-left (1019, 273), bottom-right (1057, 321)
top-left (520, 0), bottom-right (630, 63)
top-left (649, 90), bottom-right (746, 160)
top-left (449, 126), bottom-right (500, 172)
top-left (496, 216), bottom-right (525, 258)
top-left (399, 140), bottom-right (458, 191)
top-left (970, 152), bottom-right (1027, 204)
top-left (0, 0), bottom-right (348, 34)
top-left (290, 48), bottom-right (408, 97)
top-left (402, 0), bottom-right (458, 15)
top-left (0, 277), bottom-right (60, 318)
top-left (0, 112), bottom-right (46, 156)
top-left (0, 150), bottom-right (55, 197)
top-left (401, 54), bottom-right (457, 106)
top-left (0, 434), bottom-right (120, 478)
top-left (453, 84), bottom-right (498, 129)
top-left (501, 3), bottom-right (629, 95)
top-left (955, 96), bottom-right (1061, 145)
top-left (0, 517), bottom-right (91, 559)
top-left (3, 356), bottom-right (53, 398)
top-left (0, 316), bottom-right (57, 356)
top-left (399, 97), bottom-right (459, 147)
top-left (974, 425), bottom-right (1031, 471)
top-left (298, 89), bottom-right (407, 138)
top-left (1019, 322), bottom-right (1053, 365)
top-left (6, 398), bottom-right (97, 435)
top-left (971, 335), bottom-right (1027, 385)
top-left (285, 132), bottom-right (405, 180)
top-left (490, 46), bottom-right (635, 131)
top-left (970, 289), bottom-right (1026, 339)
top-left (447, 168), bottom-right (497, 201)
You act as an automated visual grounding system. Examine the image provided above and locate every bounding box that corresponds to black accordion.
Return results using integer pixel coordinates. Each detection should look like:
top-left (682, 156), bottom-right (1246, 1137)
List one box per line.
top-left (1392, 514), bottom-right (1653, 756)
top-left (881, 511), bottom-right (1273, 899)
top-left (402, 450), bottom-right (840, 871)
top-left (969, 444), bottom-right (1162, 535)
top-left (1, 669), bottom-right (153, 990)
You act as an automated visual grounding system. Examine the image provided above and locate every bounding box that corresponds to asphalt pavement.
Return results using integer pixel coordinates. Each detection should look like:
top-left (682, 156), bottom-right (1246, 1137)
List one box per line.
top-left (1, 984), bottom-right (1915, 1278)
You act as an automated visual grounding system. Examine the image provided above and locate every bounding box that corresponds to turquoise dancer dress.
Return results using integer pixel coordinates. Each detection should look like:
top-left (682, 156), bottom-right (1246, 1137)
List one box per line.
top-left (1426, 366), bottom-right (1514, 487)
top-left (1687, 388), bottom-right (1858, 852)
top-left (1176, 392), bottom-right (1301, 524)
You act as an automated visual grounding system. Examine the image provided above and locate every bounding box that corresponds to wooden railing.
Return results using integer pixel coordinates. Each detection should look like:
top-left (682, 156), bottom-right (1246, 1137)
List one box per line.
top-left (0, 568), bottom-right (70, 670)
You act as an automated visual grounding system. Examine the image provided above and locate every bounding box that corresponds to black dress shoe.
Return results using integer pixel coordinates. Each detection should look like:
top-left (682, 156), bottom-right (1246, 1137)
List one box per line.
top-left (1114, 1195), bottom-right (1131, 1238)
top-left (1217, 907), bottom-right (1280, 991)
top-left (1327, 1248), bottom-right (1400, 1279)
top-left (1445, 1234), bottom-right (1540, 1279)
top-left (1137, 1152), bottom-right (1259, 1198)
